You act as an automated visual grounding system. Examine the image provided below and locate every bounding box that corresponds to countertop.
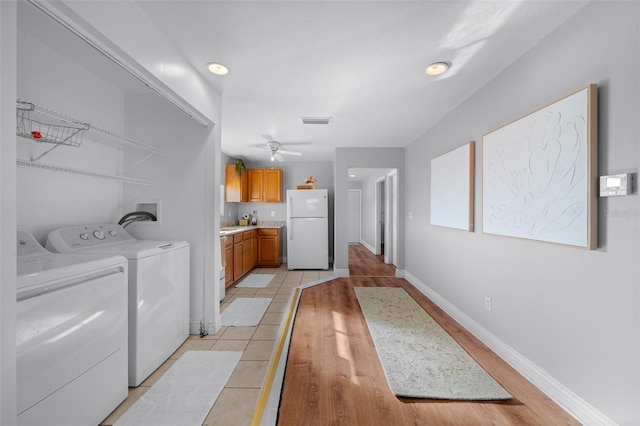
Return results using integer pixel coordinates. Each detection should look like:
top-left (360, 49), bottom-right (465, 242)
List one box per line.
top-left (219, 222), bottom-right (284, 237)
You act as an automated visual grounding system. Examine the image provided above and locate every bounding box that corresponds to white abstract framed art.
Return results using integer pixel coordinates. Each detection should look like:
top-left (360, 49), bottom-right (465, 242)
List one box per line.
top-left (482, 84), bottom-right (598, 249)
top-left (430, 141), bottom-right (475, 232)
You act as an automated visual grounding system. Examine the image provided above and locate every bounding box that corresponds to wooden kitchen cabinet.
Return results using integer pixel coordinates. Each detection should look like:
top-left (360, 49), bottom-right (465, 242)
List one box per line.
top-left (242, 230), bottom-right (257, 274)
top-left (257, 228), bottom-right (281, 267)
top-left (224, 236), bottom-right (234, 288)
top-left (225, 164), bottom-right (248, 202)
top-left (263, 169), bottom-right (282, 203)
top-left (233, 233), bottom-right (244, 282)
top-left (226, 165), bottom-right (281, 203)
top-left (247, 169), bottom-right (264, 202)
top-left (226, 229), bottom-right (269, 286)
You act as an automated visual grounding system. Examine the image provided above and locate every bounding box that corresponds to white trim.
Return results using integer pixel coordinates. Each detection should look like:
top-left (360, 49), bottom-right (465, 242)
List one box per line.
top-left (404, 271), bottom-right (618, 426)
top-left (333, 268), bottom-right (349, 277)
top-left (360, 240), bottom-right (376, 254)
top-left (394, 269), bottom-right (405, 279)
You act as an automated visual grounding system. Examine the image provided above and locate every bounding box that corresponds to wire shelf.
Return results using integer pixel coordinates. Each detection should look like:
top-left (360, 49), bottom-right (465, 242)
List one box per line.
top-left (16, 158), bottom-right (151, 186)
top-left (16, 100), bottom-right (89, 147)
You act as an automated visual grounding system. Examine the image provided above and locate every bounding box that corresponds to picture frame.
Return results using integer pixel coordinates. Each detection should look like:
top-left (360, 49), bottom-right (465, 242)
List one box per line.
top-left (430, 141), bottom-right (475, 232)
top-left (482, 84), bottom-right (597, 249)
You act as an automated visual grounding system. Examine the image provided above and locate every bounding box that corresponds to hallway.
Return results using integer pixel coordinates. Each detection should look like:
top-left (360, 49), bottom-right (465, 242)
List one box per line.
top-left (278, 247), bottom-right (578, 425)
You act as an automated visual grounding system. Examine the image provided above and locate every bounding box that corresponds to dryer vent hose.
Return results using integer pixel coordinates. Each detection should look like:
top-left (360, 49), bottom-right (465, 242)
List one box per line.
top-left (118, 211), bottom-right (157, 228)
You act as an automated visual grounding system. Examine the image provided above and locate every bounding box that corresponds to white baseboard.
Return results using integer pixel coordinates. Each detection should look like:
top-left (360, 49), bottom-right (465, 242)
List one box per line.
top-left (403, 271), bottom-right (617, 426)
top-left (334, 268), bottom-right (349, 277)
top-left (189, 320), bottom-right (201, 335)
top-left (360, 240), bottom-right (376, 254)
top-left (395, 269), bottom-right (405, 278)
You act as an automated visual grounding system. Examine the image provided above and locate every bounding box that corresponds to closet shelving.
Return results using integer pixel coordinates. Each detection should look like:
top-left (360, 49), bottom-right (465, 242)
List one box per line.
top-left (16, 99), bottom-right (159, 185)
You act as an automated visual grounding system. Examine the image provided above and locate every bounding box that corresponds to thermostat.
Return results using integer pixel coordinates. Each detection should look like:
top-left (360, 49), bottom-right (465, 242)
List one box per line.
top-left (600, 173), bottom-right (633, 197)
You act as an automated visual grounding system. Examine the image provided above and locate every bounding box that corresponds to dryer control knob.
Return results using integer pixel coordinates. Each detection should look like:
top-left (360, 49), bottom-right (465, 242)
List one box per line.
top-left (108, 230), bottom-right (117, 237)
top-left (80, 233), bottom-right (89, 240)
top-left (93, 230), bottom-right (105, 240)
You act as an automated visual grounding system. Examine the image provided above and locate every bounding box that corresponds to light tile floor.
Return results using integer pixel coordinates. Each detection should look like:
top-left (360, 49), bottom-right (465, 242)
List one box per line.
top-left (100, 265), bottom-right (333, 426)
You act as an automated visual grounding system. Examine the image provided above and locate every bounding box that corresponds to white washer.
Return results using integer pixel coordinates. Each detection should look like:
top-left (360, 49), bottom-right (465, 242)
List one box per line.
top-left (46, 224), bottom-right (190, 386)
top-left (16, 231), bottom-right (128, 426)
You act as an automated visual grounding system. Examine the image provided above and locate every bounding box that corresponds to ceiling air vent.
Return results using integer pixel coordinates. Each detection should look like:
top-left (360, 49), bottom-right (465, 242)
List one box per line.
top-left (301, 117), bottom-right (332, 125)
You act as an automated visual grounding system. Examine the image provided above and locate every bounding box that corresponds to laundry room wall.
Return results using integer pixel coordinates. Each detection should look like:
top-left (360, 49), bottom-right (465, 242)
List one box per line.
top-left (16, 2), bottom-right (129, 243)
top-left (404, 2), bottom-right (639, 424)
top-left (122, 92), bottom-right (221, 335)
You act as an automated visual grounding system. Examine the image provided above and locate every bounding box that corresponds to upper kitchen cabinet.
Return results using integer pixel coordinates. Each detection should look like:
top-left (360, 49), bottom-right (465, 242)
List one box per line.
top-left (226, 166), bottom-right (282, 203)
top-left (225, 164), bottom-right (248, 202)
top-left (263, 168), bottom-right (283, 203)
top-left (247, 169), bottom-right (264, 202)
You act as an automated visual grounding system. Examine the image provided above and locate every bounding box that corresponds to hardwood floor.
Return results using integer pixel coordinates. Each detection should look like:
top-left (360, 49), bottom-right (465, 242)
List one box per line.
top-left (277, 248), bottom-right (578, 425)
top-left (348, 243), bottom-right (396, 277)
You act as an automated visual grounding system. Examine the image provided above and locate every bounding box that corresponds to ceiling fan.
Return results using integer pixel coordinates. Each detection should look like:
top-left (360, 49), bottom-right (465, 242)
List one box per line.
top-left (260, 141), bottom-right (303, 162)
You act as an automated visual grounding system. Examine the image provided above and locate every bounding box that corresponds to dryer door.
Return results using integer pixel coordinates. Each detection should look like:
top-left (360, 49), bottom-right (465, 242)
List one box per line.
top-left (17, 268), bottom-right (127, 418)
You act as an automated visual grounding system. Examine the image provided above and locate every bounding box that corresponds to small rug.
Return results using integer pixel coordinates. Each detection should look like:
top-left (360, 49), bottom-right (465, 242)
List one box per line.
top-left (114, 351), bottom-right (242, 426)
top-left (354, 287), bottom-right (512, 400)
top-left (221, 297), bottom-right (273, 326)
top-left (235, 273), bottom-right (275, 288)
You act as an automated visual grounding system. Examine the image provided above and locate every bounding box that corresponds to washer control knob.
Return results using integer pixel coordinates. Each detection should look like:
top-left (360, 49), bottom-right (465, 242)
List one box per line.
top-left (79, 233), bottom-right (89, 240)
top-left (93, 230), bottom-right (105, 240)
top-left (108, 230), bottom-right (117, 237)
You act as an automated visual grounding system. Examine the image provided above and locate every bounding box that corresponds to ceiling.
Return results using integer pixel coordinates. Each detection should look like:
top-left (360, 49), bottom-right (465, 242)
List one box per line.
top-left (24, 1), bottom-right (588, 163)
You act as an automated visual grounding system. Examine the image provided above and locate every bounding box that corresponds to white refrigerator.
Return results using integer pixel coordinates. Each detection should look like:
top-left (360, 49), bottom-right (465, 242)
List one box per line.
top-left (287, 189), bottom-right (329, 270)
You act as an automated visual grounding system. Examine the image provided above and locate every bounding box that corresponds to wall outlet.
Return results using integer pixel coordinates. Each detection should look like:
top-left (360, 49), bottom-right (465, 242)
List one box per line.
top-left (485, 296), bottom-right (492, 311)
top-left (271, 211), bottom-right (275, 217)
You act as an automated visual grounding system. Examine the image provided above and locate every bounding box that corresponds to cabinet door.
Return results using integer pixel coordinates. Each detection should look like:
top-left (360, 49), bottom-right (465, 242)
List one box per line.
top-left (257, 229), bottom-right (280, 267)
top-left (263, 169), bottom-right (282, 203)
top-left (233, 243), bottom-right (244, 281)
top-left (247, 169), bottom-right (264, 202)
top-left (250, 236), bottom-right (258, 269)
top-left (225, 246), bottom-right (234, 287)
top-left (242, 240), bottom-right (252, 274)
top-left (225, 164), bottom-right (248, 202)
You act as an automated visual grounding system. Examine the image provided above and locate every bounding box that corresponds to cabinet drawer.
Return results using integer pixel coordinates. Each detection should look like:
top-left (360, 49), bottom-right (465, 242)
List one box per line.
top-left (224, 236), bottom-right (233, 248)
top-left (233, 234), bottom-right (244, 244)
top-left (258, 228), bottom-right (279, 236)
top-left (243, 230), bottom-right (254, 240)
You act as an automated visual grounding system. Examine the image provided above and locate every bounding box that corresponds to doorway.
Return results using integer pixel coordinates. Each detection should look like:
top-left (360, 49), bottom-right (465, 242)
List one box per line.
top-left (347, 189), bottom-right (361, 244)
top-left (347, 168), bottom-right (397, 272)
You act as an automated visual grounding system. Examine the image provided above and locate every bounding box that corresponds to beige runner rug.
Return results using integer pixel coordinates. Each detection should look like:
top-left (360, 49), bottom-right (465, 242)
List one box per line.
top-left (354, 287), bottom-right (512, 400)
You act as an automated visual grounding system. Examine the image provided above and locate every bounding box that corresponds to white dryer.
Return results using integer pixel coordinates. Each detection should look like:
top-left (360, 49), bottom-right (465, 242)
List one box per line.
top-left (16, 231), bottom-right (128, 426)
top-left (46, 224), bottom-right (190, 386)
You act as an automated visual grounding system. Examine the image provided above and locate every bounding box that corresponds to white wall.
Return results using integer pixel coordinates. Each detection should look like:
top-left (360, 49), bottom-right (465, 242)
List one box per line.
top-left (404, 2), bottom-right (639, 424)
top-left (123, 93), bottom-right (220, 335)
top-left (16, 4), bottom-right (127, 242)
top-left (0, 1), bottom-right (18, 422)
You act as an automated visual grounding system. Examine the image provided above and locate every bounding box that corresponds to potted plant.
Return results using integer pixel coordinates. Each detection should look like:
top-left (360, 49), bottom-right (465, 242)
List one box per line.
top-left (234, 159), bottom-right (246, 179)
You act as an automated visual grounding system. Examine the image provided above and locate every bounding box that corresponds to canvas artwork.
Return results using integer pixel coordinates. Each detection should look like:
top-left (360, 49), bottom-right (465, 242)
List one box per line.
top-left (431, 142), bottom-right (475, 231)
top-left (482, 85), bottom-right (597, 249)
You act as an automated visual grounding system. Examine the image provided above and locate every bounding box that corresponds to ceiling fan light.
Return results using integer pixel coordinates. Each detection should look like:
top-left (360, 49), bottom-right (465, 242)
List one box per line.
top-left (270, 152), bottom-right (276, 162)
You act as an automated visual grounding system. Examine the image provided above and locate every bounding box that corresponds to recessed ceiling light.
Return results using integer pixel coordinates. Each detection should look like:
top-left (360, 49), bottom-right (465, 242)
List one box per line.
top-left (207, 62), bottom-right (229, 75)
top-left (426, 62), bottom-right (450, 76)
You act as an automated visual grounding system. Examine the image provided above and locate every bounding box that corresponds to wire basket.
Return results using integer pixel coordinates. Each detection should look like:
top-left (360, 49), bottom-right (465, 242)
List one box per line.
top-left (16, 101), bottom-right (89, 147)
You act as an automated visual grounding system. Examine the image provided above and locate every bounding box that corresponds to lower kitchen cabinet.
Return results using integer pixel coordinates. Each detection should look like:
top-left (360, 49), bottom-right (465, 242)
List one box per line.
top-left (227, 229), bottom-right (259, 287)
top-left (257, 228), bottom-right (280, 267)
top-left (224, 228), bottom-right (279, 287)
top-left (224, 237), bottom-right (234, 288)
